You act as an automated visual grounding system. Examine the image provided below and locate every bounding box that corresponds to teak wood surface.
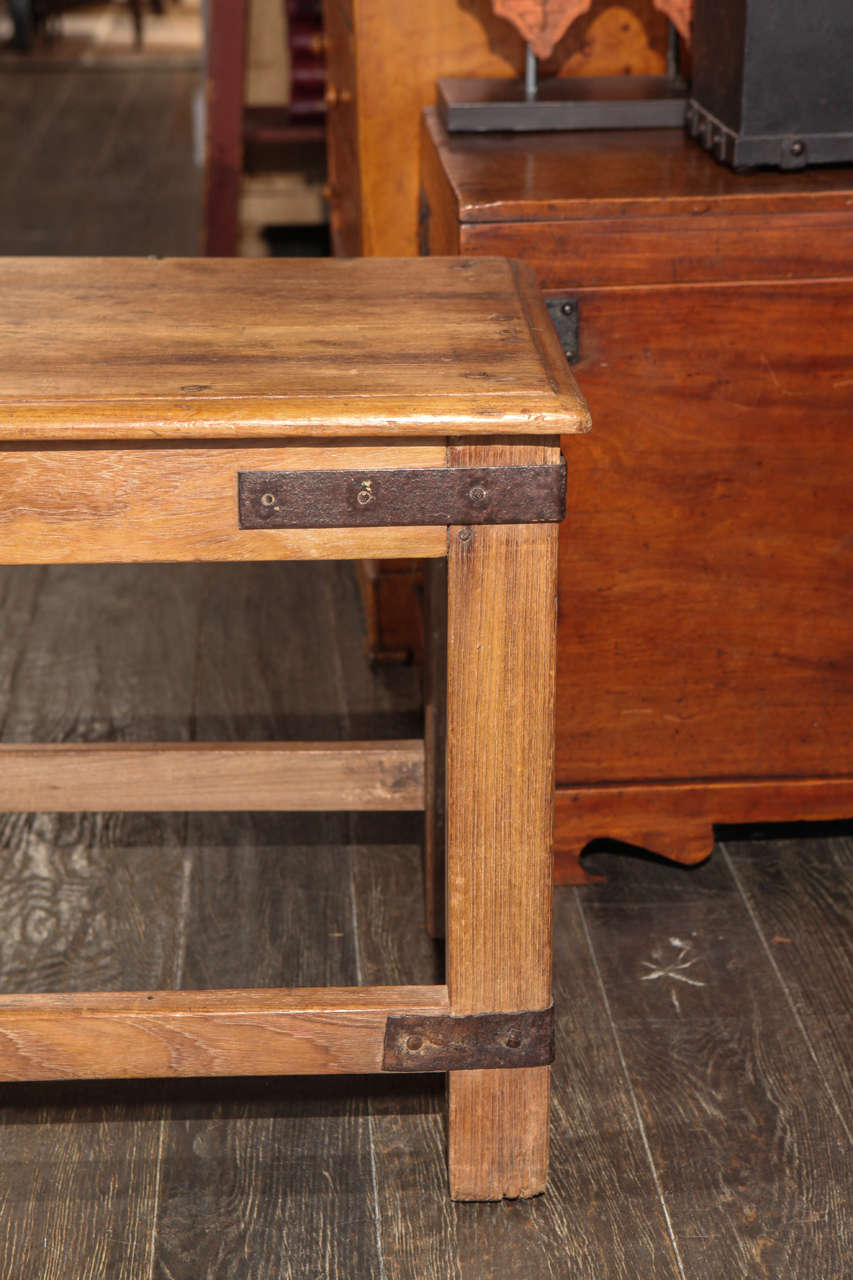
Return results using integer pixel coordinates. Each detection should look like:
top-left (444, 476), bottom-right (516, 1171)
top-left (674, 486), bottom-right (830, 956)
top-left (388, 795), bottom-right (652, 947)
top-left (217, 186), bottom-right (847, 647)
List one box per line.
top-left (0, 257), bottom-right (588, 442)
top-left (446, 437), bottom-right (558, 1199)
top-left (0, 254), bottom-right (582, 1201)
top-left (0, 742), bottom-right (425, 813)
top-left (0, 987), bottom-right (449, 1082)
top-left (421, 114), bottom-right (853, 882)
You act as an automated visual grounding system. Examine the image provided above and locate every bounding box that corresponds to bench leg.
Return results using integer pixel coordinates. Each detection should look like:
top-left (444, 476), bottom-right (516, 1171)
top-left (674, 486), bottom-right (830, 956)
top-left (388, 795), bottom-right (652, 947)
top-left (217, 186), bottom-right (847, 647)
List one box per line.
top-left (445, 483), bottom-right (557, 1200)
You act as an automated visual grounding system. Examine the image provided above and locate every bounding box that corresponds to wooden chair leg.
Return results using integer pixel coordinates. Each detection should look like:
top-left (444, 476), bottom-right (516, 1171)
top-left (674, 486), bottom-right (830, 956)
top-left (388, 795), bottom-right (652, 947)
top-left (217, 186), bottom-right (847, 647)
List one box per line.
top-left (444, 441), bottom-right (558, 1200)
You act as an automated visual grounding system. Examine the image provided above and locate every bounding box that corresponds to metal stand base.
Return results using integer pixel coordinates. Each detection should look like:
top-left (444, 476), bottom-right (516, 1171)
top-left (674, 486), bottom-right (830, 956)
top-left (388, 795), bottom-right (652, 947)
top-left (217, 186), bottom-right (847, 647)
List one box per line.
top-left (437, 75), bottom-right (687, 134)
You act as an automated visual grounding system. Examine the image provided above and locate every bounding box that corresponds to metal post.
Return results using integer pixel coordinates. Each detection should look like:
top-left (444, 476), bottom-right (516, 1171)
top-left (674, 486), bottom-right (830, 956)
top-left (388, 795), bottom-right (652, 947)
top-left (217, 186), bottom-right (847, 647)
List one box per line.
top-left (524, 44), bottom-right (538, 101)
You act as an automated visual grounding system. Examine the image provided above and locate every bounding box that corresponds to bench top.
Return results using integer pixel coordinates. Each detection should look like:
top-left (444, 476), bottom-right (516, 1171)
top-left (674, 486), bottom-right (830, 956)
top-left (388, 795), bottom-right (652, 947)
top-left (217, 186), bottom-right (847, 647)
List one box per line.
top-left (0, 256), bottom-right (589, 443)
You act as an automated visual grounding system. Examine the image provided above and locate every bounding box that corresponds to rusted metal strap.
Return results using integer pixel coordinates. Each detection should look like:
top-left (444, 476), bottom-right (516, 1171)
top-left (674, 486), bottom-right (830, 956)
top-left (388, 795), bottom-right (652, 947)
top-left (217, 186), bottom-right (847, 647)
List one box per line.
top-left (382, 1006), bottom-right (555, 1072)
top-left (238, 463), bottom-right (566, 529)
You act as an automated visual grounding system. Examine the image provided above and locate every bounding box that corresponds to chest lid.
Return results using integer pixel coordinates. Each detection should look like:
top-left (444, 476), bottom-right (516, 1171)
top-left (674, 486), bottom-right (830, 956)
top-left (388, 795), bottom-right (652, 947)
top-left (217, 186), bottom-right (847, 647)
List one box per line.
top-left (426, 113), bottom-right (853, 224)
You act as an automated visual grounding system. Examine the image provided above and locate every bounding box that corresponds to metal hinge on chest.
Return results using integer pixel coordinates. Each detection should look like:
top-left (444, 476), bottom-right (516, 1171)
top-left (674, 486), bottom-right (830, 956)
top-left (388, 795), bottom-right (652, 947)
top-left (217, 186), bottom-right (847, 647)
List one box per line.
top-left (545, 296), bottom-right (579, 364)
top-left (238, 463), bottom-right (566, 529)
top-left (382, 1006), bottom-right (555, 1072)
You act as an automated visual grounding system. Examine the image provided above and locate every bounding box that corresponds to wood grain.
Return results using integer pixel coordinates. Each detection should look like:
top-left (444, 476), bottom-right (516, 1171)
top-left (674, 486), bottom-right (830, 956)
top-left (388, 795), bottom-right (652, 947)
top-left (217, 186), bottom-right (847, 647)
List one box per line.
top-left (3, 552), bottom-right (851, 1269)
top-left (446, 438), bottom-right (558, 1199)
top-left (356, 558), bottom-right (425, 662)
top-left (323, 0), bottom-right (363, 258)
top-left (0, 564), bottom-right (204, 1279)
top-left (467, 211), bottom-right (853, 289)
top-left (0, 257), bottom-right (589, 441)
top-left (0, 443), bottom-right (447, 564)
top-left (723, 833), bottom-right (853, 1132)
top-left (352, 818), bottom-right (683, 1275)
top-left (0, 68), bottom-right (201, 259)
top-left (150, 560), bottom-right (400, 1277)
top-left (580, 847), bottom-right (853, 1277)
top-left (203, 0), bottom-right (248, 255)
top-left (423, 113), bottom-right (853, 287)
top-left (422, 115), bottom-right (853, 860)
top-left (427, 116), bottom-right (853, 224)
top-left (0, 986), bottom-right (448, 1082)
top-left (553, 279), bottom-right (853, 788)
top-left (554, 777), bottom-right (853, 880)
top-left (0, 741), bottom-right (425, 812)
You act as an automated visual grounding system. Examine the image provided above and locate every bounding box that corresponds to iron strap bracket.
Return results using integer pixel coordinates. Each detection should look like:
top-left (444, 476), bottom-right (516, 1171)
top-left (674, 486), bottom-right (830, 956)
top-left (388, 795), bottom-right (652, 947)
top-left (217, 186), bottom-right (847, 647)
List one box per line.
top-left (382, 1006), bottom-right (555, 1072)
top-left (545, 296), bottom-right (579, 364)
top-left (238, 463), bottom-right (566, 529)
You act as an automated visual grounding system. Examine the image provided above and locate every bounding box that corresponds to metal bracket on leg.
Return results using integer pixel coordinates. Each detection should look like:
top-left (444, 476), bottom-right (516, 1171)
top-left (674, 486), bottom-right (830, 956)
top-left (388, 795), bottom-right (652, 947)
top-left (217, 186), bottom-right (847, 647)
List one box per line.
top-left (382, 1006), bottom-right (555, 1072)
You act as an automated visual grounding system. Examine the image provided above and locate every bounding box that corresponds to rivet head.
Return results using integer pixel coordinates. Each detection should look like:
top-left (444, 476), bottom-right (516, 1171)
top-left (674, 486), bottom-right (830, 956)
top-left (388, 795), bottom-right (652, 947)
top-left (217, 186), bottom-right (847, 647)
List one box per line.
top-left (406, 1034), bottom-right (423, 1052)
top-left (560, 301), bottom-right (574, 316)
top-left (261, 493), bottom-right (275, 507)
top-left (504, 1030), bottom-right (522, 1050)
top-left (790, 139), bottom-right (805, 156)
top-left (468, 485), bottom-right (486, 503)
top-left (458, 528), bottom-right (473, 543)
top-left (356, 480), bottom-right (375, 506)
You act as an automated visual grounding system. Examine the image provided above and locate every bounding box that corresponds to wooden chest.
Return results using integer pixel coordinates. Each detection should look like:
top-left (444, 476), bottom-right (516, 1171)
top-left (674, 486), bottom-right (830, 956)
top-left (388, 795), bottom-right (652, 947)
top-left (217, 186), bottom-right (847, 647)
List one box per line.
top-left (421, 111), bottom-right (853, 882)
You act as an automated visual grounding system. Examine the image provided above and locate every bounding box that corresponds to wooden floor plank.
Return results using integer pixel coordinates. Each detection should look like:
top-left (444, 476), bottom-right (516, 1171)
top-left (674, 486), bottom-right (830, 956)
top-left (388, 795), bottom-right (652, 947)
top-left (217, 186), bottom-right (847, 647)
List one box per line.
top-left (0, 564), bottom-right (204, 1279)
top-left (352, 841), bottom-right (685, 1279)
top-left (148, 820), bottom-right (386, 1280)
top-left (722, 832), bottom-right (853, 1132)
top-left (579, 845), bottom-right (853, 1279)
top-left (0, 567), bottom-right (46, 727)
top-left (149, 563), bottom-right (386, 1280)
top-left (0, 67), bottom-right (200, 256)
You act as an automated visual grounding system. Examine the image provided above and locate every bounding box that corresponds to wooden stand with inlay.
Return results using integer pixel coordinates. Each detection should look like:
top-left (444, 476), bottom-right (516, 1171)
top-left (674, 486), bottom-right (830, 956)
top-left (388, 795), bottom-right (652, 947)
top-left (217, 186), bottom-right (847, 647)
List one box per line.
top-left (0, 256), bottom-right (589, 1201)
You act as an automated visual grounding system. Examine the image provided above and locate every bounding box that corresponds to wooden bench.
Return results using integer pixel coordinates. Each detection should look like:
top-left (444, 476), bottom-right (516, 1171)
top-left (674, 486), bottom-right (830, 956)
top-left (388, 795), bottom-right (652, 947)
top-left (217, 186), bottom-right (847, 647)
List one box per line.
top-left (0, 255), bottom-right (589, 1200)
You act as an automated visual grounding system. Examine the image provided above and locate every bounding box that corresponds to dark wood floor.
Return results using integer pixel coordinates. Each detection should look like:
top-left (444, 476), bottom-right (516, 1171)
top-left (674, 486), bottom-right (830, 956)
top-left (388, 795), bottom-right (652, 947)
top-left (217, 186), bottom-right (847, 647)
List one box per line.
top-left (2, 561), bottom-right (851, 1278)
top-left (1, 49), bottom-right (851, 1280)
top-left (0, 59), bottom-right (201, 255)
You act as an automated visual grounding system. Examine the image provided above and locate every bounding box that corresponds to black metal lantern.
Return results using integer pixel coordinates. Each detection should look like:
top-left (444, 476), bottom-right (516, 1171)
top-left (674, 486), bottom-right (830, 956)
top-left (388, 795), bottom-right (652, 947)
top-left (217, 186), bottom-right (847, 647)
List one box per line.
top-left (688, 0), bottom-right (853, 169)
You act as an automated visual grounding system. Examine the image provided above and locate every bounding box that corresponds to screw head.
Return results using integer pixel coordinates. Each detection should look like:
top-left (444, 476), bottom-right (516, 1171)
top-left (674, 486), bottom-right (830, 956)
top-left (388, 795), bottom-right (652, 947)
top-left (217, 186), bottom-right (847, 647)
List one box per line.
top-left (504, 1030), bottom-right (522, 1050)
top-left (790, 139), bottom-right (805, 157)
top-left (468, 485), bottom-right (486, 503)
top-left (458, 528), bottom-right (473, 543)
top-left (406, 1034), bottom-right (423, 1052)
top-left (560, 301), bottom-right (574, 317)
top-left (261, 493), bottom-right (275, 507)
